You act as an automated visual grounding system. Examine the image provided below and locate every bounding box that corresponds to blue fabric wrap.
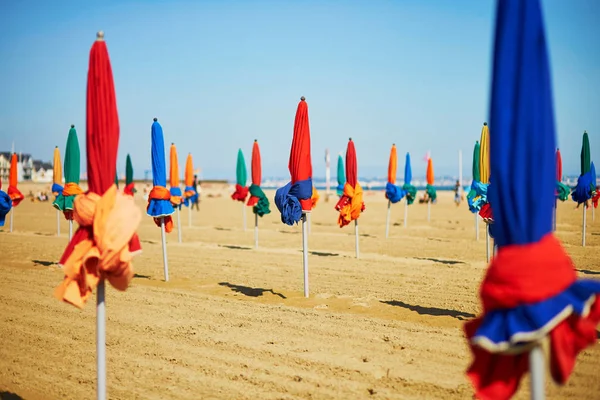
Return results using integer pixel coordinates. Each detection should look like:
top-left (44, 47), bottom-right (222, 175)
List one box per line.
top-left (0, 191), bottom-right (12, 227)
top-left (467, 181), bottom-right (489, 213)
top-left (472, 279), bottom-right (600, 352)
top-left (51, 183), bottom-right (63, 194)
top-left (336, 183), bottom-right (344, 196)
top-left (147, 196), bottom-right (174, 218)
top-left (183, 186), bottom-right (199, 207)
top-left (385, 182), bottom-right (405, 204)
top-left (571, 171), bottom-right (593, 204)
top-left (170, 187), bottom-right (182, 209)
top-left (275, 178), bottom-right (312, 226)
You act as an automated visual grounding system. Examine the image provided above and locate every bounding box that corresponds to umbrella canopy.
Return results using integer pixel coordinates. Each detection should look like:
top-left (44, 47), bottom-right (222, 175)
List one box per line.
top-left (0, 175), bottom-right (11, 226)
top-left (467, 133), bottom-right (489, 214)
top-left (54, 31), bottom-right (142, 308)
top-left (231, 149), bottom-right (249, 201)
top-left (275, 97), bottom-right (313, 225)
top-left (572, 131), bottom-right (595, 204)
top-left (147, 118), bottom-right (174, 232)
top-left (247, 140), bottom-right (270, 216)
top-left (464, 3), bottom-right (600, 399)
top-left (53, 125), bottom-right (84, 217)
top-left (479, 123), bottom-right (490, 184)
top-left (385, 144), bottom-right (405, 204)
top-left (7, 153), bottom-right (24, 207)
top-left (52, 146), bottom-right (63, 195)
top-left (124, 154), bottom-right (135, 195)
top-left (402, 153), bottom-right (417, 205)
top-left (556, 149), bottom-right (569, 201)
top-left (336, 154), bottom-right (345, 196)
top-left (472, 141), bottom-right (481, 182)
top-left (425, 157), bottom-right (437, 202)
top-left (335, 139), bottom-right (365, 227)
top-left (183, 153), bottom-right (198, 207)
top-left (169, 143), bottom-right (182, 207)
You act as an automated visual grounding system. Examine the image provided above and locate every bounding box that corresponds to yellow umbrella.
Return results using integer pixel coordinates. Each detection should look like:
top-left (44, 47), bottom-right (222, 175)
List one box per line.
top-left (480, 123), bottom-right (490, 184)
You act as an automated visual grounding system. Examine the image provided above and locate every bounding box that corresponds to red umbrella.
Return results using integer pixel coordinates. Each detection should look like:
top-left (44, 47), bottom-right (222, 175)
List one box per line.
top-left (556, 148), bottom-right (562, 181)
top-left (289, 97), bottom-right (313, 211)
top-left (247, 140), bottom-right (261, 207)
top-left (55, 31), bottom-right (142, 306)
top-left (336, 138), bottom-right (365, 228)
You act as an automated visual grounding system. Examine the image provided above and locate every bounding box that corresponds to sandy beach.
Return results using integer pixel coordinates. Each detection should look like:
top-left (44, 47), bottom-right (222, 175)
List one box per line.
top-left (1, 184), bottom-right (598, 400)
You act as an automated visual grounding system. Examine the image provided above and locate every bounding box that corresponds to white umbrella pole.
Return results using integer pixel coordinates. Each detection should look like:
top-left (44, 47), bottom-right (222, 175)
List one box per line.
top-left (96, 280), bottom-right (106, 400)
top-left (57, 210), bottom-right (60, 236)
top-left (486, 225), bottom-right (490, 263)
top-left (177, 208), bottom-right (182, 243)
top-left (254, 213), bottom-right (258, 249)
top-left (302, 213), bottom-right (309, 298)
top-left (582, 206), bottom-right (586, 247)
top-left (529, 344), bottom-right (545, 400)
top-left (69, 220), bottom-right (73, 241)
top-left (427, 201), bottom-right (431, 222)
top-left (404, 202), bottom-right (408, 227)
top-left (160, 217), bottom-right (169, 281)
top-left (355, 219), bottom-right (359, 259)
top-left (385, 200), bottom-right (391, 238)
top-left (475, 214), bottom-right (479, 241)
top-left (308, 212), bottom-right (311, 234)
top-left (242, 203), bottom-right (247, 231)
top-left (10, 208), bottom-right (14, 232)
top-left (188, 205), bottom-right (192, 227)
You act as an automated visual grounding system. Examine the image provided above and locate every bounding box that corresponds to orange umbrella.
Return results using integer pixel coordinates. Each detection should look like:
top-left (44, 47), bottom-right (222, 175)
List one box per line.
top-left (8, 154), bottom-right (24, 207)
top-left (52, 146), bottom-right (63, 195)
top-left (183, 153), bottom-right (198, 206)
top-left (388, 144), bottom-right (397, 185)
top-left (426, 158), bottom-right (434, 185)
top-left (169, 143), bottom-right (182, 206)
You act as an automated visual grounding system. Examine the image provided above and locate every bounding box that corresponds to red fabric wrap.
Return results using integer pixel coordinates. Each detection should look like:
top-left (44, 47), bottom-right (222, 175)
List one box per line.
top-left (479, 203), bottom-right (494, 223)
top-left (124, 182), bottom-right (135, 196)
top-left (247, 196), bottom-right (258, 207)
top-left (231, 184), bottom-right (248, 202)
top-left (464, 234), bottom-right (600, 400)
top-left (592, 190), bottom-right (599, 208)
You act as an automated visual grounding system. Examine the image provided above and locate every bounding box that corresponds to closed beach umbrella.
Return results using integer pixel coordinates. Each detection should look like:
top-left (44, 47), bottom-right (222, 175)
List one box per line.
top-left (335, 138), bottom-right (365, 227)
top-left (124, 154), bottom-right (135, 195)
top-left (183, 153), bottom-right (198, 206)
top-left (8, 153), bottom-right (24, 207)
top-left (464, 3), bottom-right (600, 399)
top-left (147, 119), bottom-right (175, 231)
top-left (385, 144), bottom-right (405, 204)
top-left (53, 125), bottom-right (84, 220)
top-left (336, 154), bottom-right (345, 196)
top-left (52, 146), bottom-right (63, 195)
top-left (247, 140), bottom-right (270, 216)
top-left (402, 153), bottom-right (416, 204)
top-left (53, 31), bottom-right (142, 400)
top-left (169, 143), bottom-right (182, 207)
top-left (555, 149), bottom-right (569, 201)
top-left (0, 175), bottom-right (11, 227)
top-left (231, 149), bottom-right (249, 201)
top-left (425, 157), bottom-right (436, 202)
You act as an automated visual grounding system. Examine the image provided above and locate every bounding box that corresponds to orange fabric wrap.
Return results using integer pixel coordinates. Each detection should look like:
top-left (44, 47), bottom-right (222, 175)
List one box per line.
top-left (147, 186), bottom-right (173, 233)
top-left (62, 182), bottom-right (84, 196)
top-left (337, 183), bottom-right (365, 227)
top-left (311, 186), bottom-right (319, 208)
top-left (54, 184), bottom-right (141, 309)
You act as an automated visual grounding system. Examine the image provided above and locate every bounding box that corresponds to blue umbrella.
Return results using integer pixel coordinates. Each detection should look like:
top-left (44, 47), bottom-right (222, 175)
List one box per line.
top-left (464, 1), bottom-right (600, 399)
top-left (402, 153), bottom-right (416, 205)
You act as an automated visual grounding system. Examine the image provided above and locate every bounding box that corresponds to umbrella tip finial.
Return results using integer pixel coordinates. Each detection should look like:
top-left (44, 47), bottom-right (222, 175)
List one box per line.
top-left (300, 96), bottom-right (305, 101)
top-left (96, 31), bottom-right (104, 41)
top-left (392, 143), bottom-right (395, 146)
top-left (254, 139), bottom-right (257, 142)
top-left (70, 124), bottom-right (75, 128)
top-left (483, 122), bottom-right (487, 126)
top-left (153, 117), bottom-right (158, 122)
top-left (349, 137), bottom-right (352, 141)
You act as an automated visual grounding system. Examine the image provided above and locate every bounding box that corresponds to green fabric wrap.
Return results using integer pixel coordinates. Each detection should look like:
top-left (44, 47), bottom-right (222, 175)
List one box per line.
top-left (403, 183), bottom-right (417, 205)
top-left (426, 184), bottom-right (437, 202)
top-left (249, 184), bottom-right (271, 217)
top-left (556, 181), bottom-right (570, 201)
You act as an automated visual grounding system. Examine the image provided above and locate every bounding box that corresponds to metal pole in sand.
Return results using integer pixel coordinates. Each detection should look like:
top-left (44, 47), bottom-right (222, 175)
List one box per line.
top-left (529, 344), bottom-right (545, 400)
top-left (355, 219), bottom-right (360, 259)
top-left (254, 213), bottom-right (258, 249)
top-left (96, 280), bottom-right (106, 400)
top-left (302, 213), bottom-right (309, 298)
top-left (177, 208), bottom-right (182, 243)
top-left (307, 212), bottom-right (311, 234)
top-left (385, 200), bottom-right (391, 238)
top-left (160, 217), bottom-right (169, 281)
top-left (582, 206), bottom-right (587, 247)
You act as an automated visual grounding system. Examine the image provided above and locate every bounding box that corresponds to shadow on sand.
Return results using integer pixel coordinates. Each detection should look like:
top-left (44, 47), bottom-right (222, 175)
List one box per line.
top-left (413, 257), bottom-right (465, 265)
top-left (381, 300), bottom-right (475, 320)
top-left (134, 273), bottom-right (152, 279)
top-left (32, 259), bottom-right (55, 267)
top-left (219, 282), bottom-right (286, 299)
top-left (219, 245), bottom-right (252, 251)
top-left (1, 392), bottom-right (24, 400)
top-left (577, 269), bottom-right (600, 276)
top-left (309, 251), bottom-right (339, 257)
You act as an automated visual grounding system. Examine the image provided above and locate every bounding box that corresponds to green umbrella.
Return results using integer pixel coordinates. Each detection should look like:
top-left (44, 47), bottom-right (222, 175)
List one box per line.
top-left (236, 149), bottom-right (247, 187)
top-left (336, 154), bottom-right (345, 196)
top-left (114, 173), bottom-right (119, 188)
top-left (126, 154), bottom-right (134, 186)
top-left (473, 141), bottom-right (481, 182)
top-left (53, 125), bottom-right (82, 213)
top-left (581, 131), bottom-right (590, 175)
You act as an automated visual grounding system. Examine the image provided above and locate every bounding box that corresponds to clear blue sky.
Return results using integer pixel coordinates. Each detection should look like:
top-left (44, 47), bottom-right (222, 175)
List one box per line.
top-left (0, 0), bottom-right (598, 180)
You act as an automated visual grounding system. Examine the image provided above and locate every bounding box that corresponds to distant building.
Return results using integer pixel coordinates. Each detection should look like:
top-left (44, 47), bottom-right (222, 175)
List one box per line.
top-left (0, 151), bottom-right (48, 182)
